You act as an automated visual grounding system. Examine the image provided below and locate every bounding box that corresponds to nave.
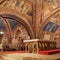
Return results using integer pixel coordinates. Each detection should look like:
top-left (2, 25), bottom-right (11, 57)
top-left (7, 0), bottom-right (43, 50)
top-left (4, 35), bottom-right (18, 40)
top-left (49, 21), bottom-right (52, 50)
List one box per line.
top-left (0, 0), bottom-right (60, 60)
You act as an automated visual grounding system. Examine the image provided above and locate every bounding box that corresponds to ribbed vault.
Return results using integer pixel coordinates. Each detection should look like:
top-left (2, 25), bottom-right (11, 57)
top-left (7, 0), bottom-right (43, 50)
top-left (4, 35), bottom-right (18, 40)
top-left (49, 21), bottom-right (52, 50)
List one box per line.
top-left (39, 6), bottom-right (60, 40)
top-left (0, 6), bottom-right (35, 43)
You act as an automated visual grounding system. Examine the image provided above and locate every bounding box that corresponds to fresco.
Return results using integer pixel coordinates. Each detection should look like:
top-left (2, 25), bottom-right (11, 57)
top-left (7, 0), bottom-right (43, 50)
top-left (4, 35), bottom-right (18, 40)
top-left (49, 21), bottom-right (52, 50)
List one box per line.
top-left (43, 0), bottom-right (60, 17)
top-left (0, 0), bottom-right (32, 18)
top-left (43, 10), bottom-right (60, 32)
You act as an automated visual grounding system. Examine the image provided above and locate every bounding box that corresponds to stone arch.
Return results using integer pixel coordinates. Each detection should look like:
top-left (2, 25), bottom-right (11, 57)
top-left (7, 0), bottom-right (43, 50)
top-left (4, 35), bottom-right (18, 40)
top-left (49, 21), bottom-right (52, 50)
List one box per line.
top-left (39, 6), bottom-right (60, 39)
top-left (0, 16), bottom-right (12, 42)
top-left (0, 7), bottom-right (35, 39)
top-left (42, 6), bottom-right (60, 29)
top-left (13, 24), bottom-right (31, 40)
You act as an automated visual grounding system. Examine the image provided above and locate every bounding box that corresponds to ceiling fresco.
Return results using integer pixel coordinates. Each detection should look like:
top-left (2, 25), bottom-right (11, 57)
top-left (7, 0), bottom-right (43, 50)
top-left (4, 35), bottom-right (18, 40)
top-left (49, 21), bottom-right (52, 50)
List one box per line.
top-left (43, 0), bottom-right (60, 17)
top-left (0, 0), bottom-right (32, 18)
top-left (43, 11), bottom-right (60, 32)
top-left (43, 21), bottom-right (59, 32)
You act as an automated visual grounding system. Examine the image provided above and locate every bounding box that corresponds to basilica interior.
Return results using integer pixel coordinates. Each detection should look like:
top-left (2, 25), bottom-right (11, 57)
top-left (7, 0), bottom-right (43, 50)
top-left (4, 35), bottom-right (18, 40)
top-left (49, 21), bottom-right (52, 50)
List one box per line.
top-left (0, 0), bottom-right (60, 60)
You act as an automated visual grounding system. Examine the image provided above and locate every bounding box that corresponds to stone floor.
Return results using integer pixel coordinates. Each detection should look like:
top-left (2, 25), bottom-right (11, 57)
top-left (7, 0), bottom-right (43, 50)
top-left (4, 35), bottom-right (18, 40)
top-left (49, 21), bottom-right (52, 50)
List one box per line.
top-left (2, 53), bottom-right (60, 60)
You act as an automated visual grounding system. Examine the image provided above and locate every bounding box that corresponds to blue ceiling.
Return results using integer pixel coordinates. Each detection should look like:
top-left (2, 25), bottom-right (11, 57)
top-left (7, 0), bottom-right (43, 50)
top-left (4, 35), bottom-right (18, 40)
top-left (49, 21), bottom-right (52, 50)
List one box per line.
top-left (0, 19), bottom-right (18, 30)
top-left (0, 19), bottom-right (6, 30)
top-left (43, 21), bottom-right (60, 32)
top-left (0, 19), bottom-right (59, 32)
top-left (7, 19), bottom-right (18, 29)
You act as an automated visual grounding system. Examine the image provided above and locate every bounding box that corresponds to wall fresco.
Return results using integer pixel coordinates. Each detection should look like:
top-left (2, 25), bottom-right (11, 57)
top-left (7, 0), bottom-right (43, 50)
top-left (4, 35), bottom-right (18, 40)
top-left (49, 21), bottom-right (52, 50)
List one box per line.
top-left (43, 0), bottom-right (60, 17)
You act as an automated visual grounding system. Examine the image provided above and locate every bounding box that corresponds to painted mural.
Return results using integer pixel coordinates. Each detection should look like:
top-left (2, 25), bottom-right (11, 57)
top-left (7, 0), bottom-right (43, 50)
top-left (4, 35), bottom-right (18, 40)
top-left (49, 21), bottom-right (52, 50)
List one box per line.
top-left (43, 11), bottom-right (60, 40)
top-left (0, 0), bottom-right (32, 18)
top-left (43, 0), bottom-right (60, 17)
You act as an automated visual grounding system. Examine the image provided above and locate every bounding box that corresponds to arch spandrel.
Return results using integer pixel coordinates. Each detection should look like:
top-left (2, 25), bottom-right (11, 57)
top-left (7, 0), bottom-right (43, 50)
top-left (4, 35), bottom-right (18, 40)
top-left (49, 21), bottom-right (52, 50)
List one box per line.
top-left (40, 7), bottom-right (60, 31)
top-left (0, 0), bottom-right (33, 18)
top-left (39, 7), bottom-right (60, 40)
top-left (43, 0), bottom-right (60, 20)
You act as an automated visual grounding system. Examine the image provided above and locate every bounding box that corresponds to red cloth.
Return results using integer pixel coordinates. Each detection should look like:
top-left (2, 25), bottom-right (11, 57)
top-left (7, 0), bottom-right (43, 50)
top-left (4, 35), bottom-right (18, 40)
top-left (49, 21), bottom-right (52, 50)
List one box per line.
top-left (38, 49), bottom-right (60, 55)
top-left (3, 51), bottom-right (27, 54)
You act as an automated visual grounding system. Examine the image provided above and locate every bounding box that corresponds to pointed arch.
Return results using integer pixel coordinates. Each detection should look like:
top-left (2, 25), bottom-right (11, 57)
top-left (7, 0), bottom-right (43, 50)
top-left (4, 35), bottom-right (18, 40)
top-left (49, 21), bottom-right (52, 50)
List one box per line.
top-left (40, 6), bottom-right (60, 31)
top-left (0, 7), bottom-right (35, 39)
top-left (39, 6), bottom-right (60, 38)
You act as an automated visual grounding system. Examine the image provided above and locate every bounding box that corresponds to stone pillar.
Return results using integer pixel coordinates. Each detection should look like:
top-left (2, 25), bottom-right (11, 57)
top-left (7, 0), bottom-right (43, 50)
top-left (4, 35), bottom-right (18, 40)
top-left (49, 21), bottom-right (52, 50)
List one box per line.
top-left (36, 0), bottom-right (43, 38)
top-left (32, 0), bottom-right (36, 38)
top-left (33, 0), bottom-right (43, 38)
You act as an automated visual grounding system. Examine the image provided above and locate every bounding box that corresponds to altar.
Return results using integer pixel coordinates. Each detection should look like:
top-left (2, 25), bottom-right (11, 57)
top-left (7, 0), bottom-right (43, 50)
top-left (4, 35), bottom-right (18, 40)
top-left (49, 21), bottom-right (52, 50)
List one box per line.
top-left (24, 39), bottom-right (56, 53)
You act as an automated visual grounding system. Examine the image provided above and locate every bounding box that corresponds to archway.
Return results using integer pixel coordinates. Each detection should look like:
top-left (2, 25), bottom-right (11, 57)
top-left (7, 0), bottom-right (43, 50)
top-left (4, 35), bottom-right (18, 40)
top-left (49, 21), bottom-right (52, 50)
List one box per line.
top-left (0, 7), bottom-right (35, 43)
top-left (39, 7), bottom-right (60, 40)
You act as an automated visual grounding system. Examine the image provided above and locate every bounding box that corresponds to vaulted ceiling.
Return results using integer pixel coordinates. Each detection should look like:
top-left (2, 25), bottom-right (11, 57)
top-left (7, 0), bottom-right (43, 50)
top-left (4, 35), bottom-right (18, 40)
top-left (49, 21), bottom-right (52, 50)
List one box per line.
top-left (0, 0), bottom-right (32, 18)
top-left (0, 19), bottom-right (18, 30)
